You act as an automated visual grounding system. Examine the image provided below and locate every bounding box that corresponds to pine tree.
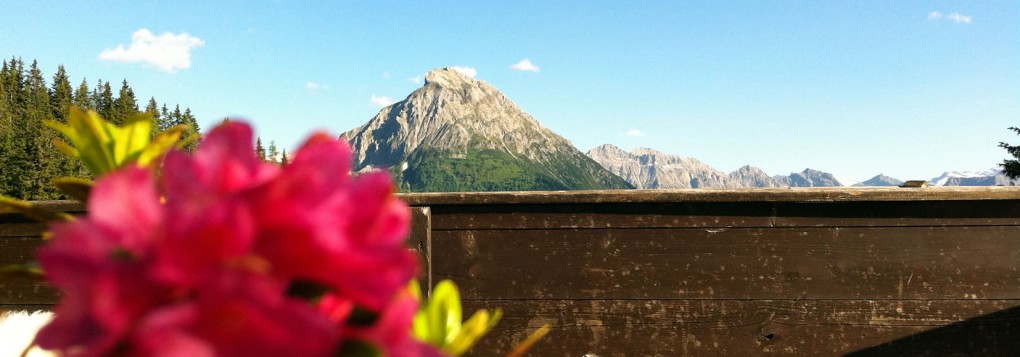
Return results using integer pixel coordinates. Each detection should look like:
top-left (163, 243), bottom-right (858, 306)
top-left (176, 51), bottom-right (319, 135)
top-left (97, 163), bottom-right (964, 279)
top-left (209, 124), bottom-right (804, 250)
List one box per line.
top-left (72, 78), bottom-right (91, 110)
top-left (0, 59), bottom-right (12, 196)
top-left (112, 79), bottom-right (138, 124)
top-left (49, 65), bottom-right (73, 123)
top-left (267, 141), bottom-right (279, 163)
top-left (46, 65), bottom-right (84, 186)
top-left (159, 103), bottom-right (171, 129)
top-left (93, 80), bottom-right (115, 124)
top-left (144, 97), bottom-right (159, 119)
top-left (280, 149), bottom-right (289, 167)
top-left (180, 107), bottom-right (200, 152)
top-left (25, 60), bottom-right (58, 198)
top-left (1000, 127), bottom-right (1020, 180)
top-left (255, 137), bottom-right (266, 161)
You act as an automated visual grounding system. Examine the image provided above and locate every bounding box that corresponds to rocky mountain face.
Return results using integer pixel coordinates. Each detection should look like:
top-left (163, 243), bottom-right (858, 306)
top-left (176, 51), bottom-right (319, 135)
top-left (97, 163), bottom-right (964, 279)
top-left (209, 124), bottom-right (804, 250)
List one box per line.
top-left (853, 174), bottom-right (904, 187)
top-left (586, 144), bottom-right (844, 188)
top-left (729, 165), bottom-right (784, 188)
top-left (773, 169), bottom-right (844, 187)
top-left (585, 145), bottom-right (740, 188)
top-left (928, 169), bottom-right (1016, 186)
top-left (340, 68), bottom-right (632, 192)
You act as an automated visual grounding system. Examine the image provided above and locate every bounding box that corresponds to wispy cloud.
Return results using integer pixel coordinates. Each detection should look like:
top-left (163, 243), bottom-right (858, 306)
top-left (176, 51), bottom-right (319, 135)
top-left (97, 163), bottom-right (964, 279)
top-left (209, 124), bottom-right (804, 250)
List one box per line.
top-left (98, 29), bottom-right (204, 73)
top-left (510, 59), bottom-right (540, 73)
top-left (624, 129), bottom-right (645, 137)
top-left (409, 75), bottom-right (422, 84)
top-left (305, 81), bottom-right (327, 91)
top-left (928, 11), bottom-right (972, 24)
top-left (450, 66), bottom-right (477, 78)
top-left (370, 95), bottom-right (395, 108)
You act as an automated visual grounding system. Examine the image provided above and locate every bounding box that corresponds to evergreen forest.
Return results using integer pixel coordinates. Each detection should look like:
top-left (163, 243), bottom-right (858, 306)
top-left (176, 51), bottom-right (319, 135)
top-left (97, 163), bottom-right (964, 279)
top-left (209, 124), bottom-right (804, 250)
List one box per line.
top-left (0, 57), bottom-right (200, 200)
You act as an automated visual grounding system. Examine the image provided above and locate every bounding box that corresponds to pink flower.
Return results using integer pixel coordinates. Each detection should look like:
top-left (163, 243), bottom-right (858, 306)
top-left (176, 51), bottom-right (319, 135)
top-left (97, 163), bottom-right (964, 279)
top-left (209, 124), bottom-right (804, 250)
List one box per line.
top-left (131, 271), bottom-right (336, 357)
top-left (248, 134), bottom-right (415, 310)
top-left (35, 166), bottom-right (169, 356)
top-left (36, 121), bottom-right (424, 356)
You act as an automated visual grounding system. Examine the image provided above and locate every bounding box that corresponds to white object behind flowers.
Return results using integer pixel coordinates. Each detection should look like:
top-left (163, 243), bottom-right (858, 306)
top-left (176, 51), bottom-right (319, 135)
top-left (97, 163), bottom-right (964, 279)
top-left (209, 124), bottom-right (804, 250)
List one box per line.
top-left (0, 311), bottom-right (54, 357)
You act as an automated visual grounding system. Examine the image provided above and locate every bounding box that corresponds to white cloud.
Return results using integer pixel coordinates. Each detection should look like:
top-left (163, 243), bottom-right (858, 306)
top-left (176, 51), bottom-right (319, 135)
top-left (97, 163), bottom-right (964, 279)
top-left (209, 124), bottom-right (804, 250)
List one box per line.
top-left (98, 29), bottom-right (204, 73)
top-left (370, 95), bottom-right (395, 107)
top-left (305, 81), bottom-right (327, 90)
top-left (624, 129), bottom-right (645, 137)
top-left (945, 12), bottom-right (972, 24)
top-left (928, 11), bottom-right (972, 24)
top-left (409, 76), bottom-right (422, 84)
top-left (510, 59), bottom-right (540, 72)
top-left (449, 66), bottom-right (477, 78)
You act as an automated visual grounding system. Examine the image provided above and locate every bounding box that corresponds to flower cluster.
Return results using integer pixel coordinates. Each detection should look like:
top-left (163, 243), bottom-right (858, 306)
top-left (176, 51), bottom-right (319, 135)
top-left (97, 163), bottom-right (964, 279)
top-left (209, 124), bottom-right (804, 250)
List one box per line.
top-left (34, 122), bottom-right (439, 356)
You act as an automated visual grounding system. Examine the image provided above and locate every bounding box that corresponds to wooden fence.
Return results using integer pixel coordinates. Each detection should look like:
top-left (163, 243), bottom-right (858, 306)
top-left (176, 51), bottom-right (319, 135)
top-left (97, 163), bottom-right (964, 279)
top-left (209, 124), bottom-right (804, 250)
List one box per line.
top-left (4, 187), bottom-right (1020, 355)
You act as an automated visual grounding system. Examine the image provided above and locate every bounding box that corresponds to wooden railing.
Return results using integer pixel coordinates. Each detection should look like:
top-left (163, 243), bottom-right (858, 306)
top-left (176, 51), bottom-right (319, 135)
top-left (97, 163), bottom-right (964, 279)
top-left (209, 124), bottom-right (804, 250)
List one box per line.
top-left (4, 187), bottom-right (1020, 355)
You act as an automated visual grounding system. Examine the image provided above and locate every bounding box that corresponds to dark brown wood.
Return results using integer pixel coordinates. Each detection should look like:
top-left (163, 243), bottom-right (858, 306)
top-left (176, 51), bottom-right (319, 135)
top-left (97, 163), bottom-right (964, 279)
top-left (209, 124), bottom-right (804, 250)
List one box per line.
top-left (462, 299), bottom-right (1020, 357)
top-left (0, 200), bottom-right (84, 216)
top-left (432, 227), bottom-right (1020, 300)
top-left (0, 236), bottom-right (45, 265)
top-left (5, 192), bottom-right (1020, 355)
top-left (0, 305), bottom-right (52, 312)
top-left (0, 278), bottom-right (58, 305)
top-left (408, 206), bottom-right (432, 296)
top-left (430, 201), bottom-right (1020, 230)
top-left (399, 187), bottom-right (1020, 206)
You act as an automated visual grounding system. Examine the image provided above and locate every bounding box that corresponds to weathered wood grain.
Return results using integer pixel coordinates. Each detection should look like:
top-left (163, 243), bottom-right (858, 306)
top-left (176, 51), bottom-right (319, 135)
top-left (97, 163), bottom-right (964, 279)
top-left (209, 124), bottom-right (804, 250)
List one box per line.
top-left (408, 206), bottom-right (432, 296)
top-left (433, 227), bottom-right (1020, 300)
top-left (400, 187), bottom-right (1020, 206)
top-left (0, 223), bottom-right (49, 237)
top-left (0, 278), bottom-right (58, 305)
top-left (0, 236), bottom-right (45, 265)
top-left (0, 200), bottom-right (84, 216)
top-left (430, 201), bottom-right (1020, 230)
top-left (4, 193), bottom-right (1020, 356)
top-left (462, 299), bottom-right (1020, 357)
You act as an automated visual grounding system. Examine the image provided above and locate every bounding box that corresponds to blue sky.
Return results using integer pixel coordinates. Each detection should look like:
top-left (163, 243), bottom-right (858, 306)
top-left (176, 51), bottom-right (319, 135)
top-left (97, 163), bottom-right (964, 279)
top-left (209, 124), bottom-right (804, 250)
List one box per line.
top-left (1, 1), bottom-right (1017, 183)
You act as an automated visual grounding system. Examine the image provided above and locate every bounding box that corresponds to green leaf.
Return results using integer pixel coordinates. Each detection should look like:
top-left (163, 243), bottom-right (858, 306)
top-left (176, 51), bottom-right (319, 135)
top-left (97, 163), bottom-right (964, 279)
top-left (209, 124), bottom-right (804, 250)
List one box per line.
top-left (504, 324), bottom-right (551, 357)
top-left (447, 308), bottom-right (502, 356)
top-left (47, 106), bottom-right (184, 177)
top-left (0, 261), bottom-right (44, 280)
top-left (0, 196), bottom-right (73, 223)
top-left (138, 125), bottom-right (185, 166)
top-left (51, 177), bottom-right (93, 203)
top-left (412, 279), bottom-right (506, 356)
top-left (428, 280), bottom-right (462, 346)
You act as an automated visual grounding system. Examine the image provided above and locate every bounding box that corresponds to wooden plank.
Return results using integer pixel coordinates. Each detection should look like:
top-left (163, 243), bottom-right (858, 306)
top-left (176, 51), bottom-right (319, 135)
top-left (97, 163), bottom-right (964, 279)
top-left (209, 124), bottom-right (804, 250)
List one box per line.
top-left (408, 206), bottom-right (432, 296)
top-left (0, 305), bottom-right (52, 312)
top-left (399, 187), bottom-right (1020, 206)
top-left (0, 223), bottom-right (48, 237)
top-left (431, 202), bottom-right (775, 230)
top-left (0, 278), bottom-right (58, 305)
top-left (0, 200), bottom-right (84, 216)
top-left (0, 236), bottom-right (45, 265)
top-left (773, 200), bottom-right (1020, 227)
top-left (461, 299), bottom-right (1020, 357)
top-left (432, 227), bottom-right (1020, 300)
top-left (430, 201), bottom-right (1020, 230)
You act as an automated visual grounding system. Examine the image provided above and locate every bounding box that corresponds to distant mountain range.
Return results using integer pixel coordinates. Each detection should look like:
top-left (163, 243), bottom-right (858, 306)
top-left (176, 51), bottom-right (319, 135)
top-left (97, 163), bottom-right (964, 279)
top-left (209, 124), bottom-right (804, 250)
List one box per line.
top-left (337, 68), bottom-right (1012, 192)
top-left (586, 144), bottom-right (844, 188)
top-left (340, 68), bottom-right (631, 192)
top-left (585, 144), bottom-right (1017, 189)
top-left (927, 169), bottom-right (1016, 186)
top-left (852, 174), bottom-right (903, 187)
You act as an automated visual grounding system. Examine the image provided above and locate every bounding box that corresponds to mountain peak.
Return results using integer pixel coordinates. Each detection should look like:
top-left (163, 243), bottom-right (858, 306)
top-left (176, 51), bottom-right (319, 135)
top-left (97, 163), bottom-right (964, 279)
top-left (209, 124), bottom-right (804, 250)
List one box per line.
top-left (340, 68), bottom-right (631, 191)
top-left (424, 67), bottom-right (474, 88)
